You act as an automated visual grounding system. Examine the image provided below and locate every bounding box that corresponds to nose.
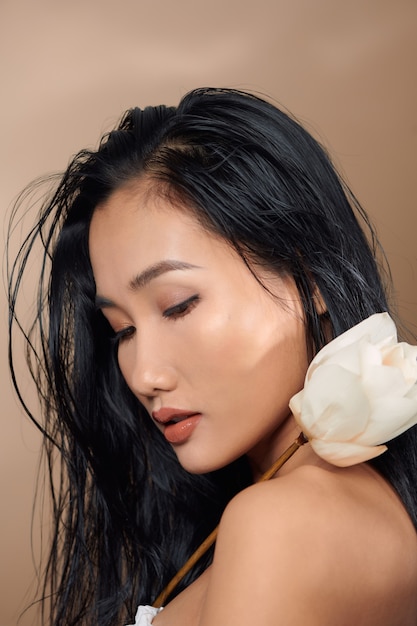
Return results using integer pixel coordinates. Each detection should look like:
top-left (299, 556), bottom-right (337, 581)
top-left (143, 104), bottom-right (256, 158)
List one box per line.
top-left (120, 343), bottom-right (178, 401)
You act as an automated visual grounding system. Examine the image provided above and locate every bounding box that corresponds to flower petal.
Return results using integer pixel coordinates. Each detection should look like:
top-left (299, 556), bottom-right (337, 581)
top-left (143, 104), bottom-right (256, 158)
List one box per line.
top-left (363, 364), bottom-right (411, 400)
top-left (289, 313), bottom-right (417, 468)
top-left (309, 313), bottom-right (396, 371)
top-left (310, 439), bottom-right (387, 467)
top-left (362, 396), bottom-right (417, 444)
top-left (291, 364), bottom-right (370, 440)
top-left (382, 343), bottom-right (417, 387)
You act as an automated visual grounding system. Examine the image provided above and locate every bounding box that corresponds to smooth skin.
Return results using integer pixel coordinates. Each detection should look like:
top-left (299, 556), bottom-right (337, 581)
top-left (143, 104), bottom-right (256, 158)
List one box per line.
top-left (90, 181), bottom-right (309, 477)
top-left (155, 463), bottom-right (417, 626)
top-left (89, 180), bottom-right (417, 626)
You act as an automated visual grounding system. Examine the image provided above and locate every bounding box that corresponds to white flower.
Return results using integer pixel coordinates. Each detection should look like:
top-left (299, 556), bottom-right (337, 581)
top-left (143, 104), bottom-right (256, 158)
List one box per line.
top-left (289, 313), bottom-right (417, 467)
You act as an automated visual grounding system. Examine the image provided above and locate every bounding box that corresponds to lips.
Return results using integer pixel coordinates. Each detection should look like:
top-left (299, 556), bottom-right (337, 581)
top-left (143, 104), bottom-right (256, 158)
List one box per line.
top-left (152, 407), bottom-right (198, 424)
top-left (152, 408), bottom-right (202, 444)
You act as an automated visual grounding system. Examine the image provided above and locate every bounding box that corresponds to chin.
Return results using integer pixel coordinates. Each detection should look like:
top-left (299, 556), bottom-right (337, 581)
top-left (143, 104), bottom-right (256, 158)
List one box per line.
top-left (177, 458), bottom-right (222, 475)
top-left (174, 447), bottom-right (239, 475)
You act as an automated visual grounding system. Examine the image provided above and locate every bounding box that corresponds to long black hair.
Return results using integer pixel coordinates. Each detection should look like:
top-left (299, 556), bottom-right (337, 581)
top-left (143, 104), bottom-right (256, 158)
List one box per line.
top-left (8, 87), bottom-right (417, 625)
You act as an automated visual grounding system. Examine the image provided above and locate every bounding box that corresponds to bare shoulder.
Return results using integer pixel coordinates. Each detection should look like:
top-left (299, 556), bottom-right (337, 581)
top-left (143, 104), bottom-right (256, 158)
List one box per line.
top-left (198, 464), bottom-right (417, 626)
top-left (220, 463), bottom-right (402, 526)
top-left (220, 463), bottom-right (417, 557)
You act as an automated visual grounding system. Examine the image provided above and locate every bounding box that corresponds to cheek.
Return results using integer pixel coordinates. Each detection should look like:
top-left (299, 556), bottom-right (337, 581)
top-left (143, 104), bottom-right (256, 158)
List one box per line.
top-left (186, 302), bottom-right (307, 389)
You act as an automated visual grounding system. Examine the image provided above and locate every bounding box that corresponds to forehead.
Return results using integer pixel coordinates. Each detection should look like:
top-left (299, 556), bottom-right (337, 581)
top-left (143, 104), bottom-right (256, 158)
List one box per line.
top-left (88, 183), bottom-right (243, 287)
top-left (90, 183), bottom-right (217, 254)
top-left (88, 183), bottom-right (303, 319)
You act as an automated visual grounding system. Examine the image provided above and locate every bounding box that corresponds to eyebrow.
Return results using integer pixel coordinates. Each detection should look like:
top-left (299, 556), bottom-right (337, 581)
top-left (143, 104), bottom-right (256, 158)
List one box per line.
top-left (95, 260), bottom-right (201, 309)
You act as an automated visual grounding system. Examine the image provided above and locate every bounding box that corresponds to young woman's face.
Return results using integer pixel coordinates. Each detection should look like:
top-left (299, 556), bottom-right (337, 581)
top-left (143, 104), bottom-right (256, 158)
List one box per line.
top-left (89, 183), bottom-right (309, 474)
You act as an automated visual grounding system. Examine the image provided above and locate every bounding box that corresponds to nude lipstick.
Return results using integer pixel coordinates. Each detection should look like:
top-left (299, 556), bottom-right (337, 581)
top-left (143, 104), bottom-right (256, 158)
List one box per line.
top-left (152, 408), bottom-right (202, 444)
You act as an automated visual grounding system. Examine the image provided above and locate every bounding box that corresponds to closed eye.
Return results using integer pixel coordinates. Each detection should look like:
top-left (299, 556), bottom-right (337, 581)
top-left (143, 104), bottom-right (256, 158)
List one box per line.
top-left (110, 325), bottom-right (136, 345)
top-left (163, 294), bottom-right (200, 320)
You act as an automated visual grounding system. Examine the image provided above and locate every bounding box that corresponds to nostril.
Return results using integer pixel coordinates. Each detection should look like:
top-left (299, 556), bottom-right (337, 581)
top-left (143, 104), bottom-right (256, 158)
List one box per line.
top-left (124, 361), bottom-right (178, 399)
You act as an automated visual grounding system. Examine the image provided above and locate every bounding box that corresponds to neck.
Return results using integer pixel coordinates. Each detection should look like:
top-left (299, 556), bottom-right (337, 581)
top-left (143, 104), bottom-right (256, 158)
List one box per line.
top-left (247, 414), bottom-right (309, 481)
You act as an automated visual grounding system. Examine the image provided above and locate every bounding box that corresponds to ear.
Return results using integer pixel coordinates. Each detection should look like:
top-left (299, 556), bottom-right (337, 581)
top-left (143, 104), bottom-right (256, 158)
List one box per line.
top-left (312, 285), bottom-right (327, 316)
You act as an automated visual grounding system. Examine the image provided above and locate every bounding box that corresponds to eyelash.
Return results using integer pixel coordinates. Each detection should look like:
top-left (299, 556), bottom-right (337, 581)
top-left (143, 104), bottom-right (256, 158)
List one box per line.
top-left (109, 294), bottom-right (200, 345)
top-left (110, 325), bottom-right (135, 345)
top-left (163, 294), bottom-right (200, 319)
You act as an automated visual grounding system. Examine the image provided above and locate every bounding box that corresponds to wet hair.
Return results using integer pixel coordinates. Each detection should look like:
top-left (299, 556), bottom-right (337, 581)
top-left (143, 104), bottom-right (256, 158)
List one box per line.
top-left (8, 87), bottom-right (417, 625)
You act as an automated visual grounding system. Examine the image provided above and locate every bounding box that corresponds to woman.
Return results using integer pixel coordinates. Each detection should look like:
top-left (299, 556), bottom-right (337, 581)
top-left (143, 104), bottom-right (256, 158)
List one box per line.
top-left (8, 87), bottom-right (417, 625)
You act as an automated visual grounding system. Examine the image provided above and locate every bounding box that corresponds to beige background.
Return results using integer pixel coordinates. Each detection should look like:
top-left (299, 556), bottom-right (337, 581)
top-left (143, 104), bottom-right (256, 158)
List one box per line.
top-left (1, 1), bottom-right (416, 624)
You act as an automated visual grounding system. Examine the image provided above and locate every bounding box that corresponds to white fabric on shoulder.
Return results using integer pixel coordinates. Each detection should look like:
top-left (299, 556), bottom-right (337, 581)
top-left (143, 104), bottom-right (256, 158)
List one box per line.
top-left (126, 605), bottom-right (163, 625)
